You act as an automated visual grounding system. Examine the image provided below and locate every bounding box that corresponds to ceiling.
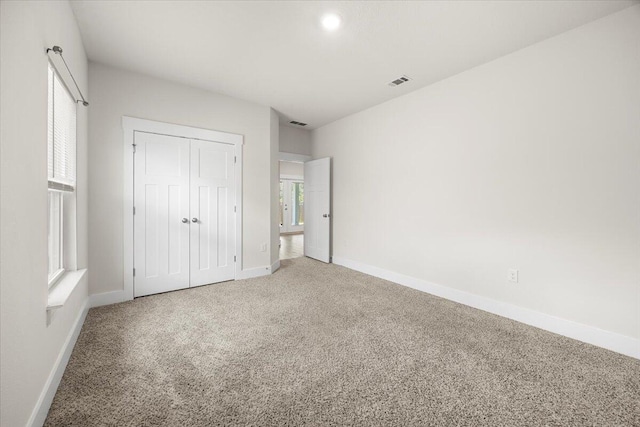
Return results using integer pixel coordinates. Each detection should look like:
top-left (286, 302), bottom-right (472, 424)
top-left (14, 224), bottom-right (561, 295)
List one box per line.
top-left (70, 0), bottom-right (636, 129)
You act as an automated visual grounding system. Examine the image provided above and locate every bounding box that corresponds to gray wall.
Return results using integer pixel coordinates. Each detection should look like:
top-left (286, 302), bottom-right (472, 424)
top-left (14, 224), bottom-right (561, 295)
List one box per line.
top-left (0, 2), bottom-right (89, 425)
top-left (280, 161), bottom-right (304, 177)
top-left (270, 110), bottom-right (281, 266)
top-left (280, 124), bottom-right (312, 155)
top-left (88, 62), bottom-right (276, 295)
top-left (312, 6), bottom-right (640, 341)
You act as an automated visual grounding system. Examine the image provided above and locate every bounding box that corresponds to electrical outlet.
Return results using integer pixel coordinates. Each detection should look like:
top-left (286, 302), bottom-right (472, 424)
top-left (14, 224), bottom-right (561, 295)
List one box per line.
top-left (260, 243), bottom-right (267, 252)
top-left (508, 269), bottom-right (519, 283)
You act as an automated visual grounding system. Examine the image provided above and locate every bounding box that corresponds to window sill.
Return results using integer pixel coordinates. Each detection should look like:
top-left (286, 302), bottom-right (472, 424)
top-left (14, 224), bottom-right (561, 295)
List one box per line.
top-left (47, 269), bottom-right (87, 311)
top-left (48, 268), bottom-right (65, 288)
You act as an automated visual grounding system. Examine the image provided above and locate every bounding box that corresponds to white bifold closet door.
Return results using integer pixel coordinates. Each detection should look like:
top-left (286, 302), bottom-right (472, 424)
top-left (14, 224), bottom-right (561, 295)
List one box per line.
top-left (134, 132), bottom-right (235, 297)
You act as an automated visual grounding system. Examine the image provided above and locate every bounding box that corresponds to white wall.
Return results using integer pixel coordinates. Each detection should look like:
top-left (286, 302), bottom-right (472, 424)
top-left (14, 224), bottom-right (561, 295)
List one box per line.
top-left (270, 110), bottom-right (281, 267)
top-left (0, 1), bottom-right (89, 425)
top-left (88, 62), bottom-right (276, 295)
top-left (280, 161), bottom-right (304, 178)
top-left (312, 6), bottom-right (640, 341)
top-left (279, 124), bottom-right (312, 155)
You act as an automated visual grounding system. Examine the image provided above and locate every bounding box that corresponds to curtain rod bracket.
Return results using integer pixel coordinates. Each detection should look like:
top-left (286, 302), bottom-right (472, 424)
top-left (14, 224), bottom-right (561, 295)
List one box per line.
top-left (46, 45), bottom-right (63, 55)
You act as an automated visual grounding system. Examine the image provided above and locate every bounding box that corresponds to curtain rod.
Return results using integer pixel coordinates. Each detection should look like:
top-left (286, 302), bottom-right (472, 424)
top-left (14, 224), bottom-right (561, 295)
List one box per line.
top-left (46, 45), bottom-right (89, 107)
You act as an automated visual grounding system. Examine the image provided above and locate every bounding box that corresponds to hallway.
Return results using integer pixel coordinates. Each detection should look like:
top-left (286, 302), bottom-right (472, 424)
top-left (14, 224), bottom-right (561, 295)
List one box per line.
top-left (280, 234), bottom-right (303, 260)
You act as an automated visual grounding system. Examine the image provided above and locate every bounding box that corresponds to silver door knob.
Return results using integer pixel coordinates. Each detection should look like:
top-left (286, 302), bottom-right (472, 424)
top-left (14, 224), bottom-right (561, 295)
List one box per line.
top-left (182, 218), bottom-right (188, 223)
top-left (192, 218), bottom-right (198, 223)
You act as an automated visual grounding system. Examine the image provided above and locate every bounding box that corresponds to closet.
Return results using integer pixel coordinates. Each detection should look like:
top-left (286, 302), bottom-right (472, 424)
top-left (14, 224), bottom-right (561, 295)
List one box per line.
top-left (133, 131), bottom-right (237, 297)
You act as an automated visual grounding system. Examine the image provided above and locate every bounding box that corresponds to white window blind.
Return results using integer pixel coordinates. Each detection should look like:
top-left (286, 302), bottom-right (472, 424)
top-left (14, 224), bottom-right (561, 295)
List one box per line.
top-left (47, 63), bottom-right (77, 286)
top-left (48, 64), bottom-right (76, 191)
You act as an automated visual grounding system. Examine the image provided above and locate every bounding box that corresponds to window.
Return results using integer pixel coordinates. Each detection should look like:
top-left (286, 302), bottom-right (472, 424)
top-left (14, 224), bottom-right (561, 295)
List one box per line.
top-left (279, 180), bottom-right (304, 233)
top-left (291, 182), bottom-right (304, 226)
top-left (47, 63), bottom-right (77, 287)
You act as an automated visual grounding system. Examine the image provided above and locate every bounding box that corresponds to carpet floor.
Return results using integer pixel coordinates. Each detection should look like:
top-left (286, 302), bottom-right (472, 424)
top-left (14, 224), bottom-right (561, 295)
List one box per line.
top-left (46, 257), bottom-right (639, 426)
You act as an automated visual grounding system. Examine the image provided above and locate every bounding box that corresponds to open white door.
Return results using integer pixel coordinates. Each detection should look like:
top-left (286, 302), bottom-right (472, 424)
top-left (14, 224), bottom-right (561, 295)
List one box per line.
top-left (304, 157), bottom-right (331, 263)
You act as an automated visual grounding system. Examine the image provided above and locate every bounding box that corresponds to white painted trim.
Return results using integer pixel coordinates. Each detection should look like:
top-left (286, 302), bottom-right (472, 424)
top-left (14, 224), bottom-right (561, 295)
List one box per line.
top-left (30, 289), bottom-right (129, 426)
top-left (279, 151), bottom-right (311, 163)
top-left (236, 265), bottom-right (273, 280)
top-left (280, 174), bottom-right (304, 181)
top-left (47, 269), bottom-right (87, 311)
top-left (122, 116), bottom-right (243, 146)
top-left (122, 116), bottom-right (244, 300)
top-left (123, 120), bottom-right (135, 303)
top-left (271, 259), bottom-right (281, 274)
top-left (234, 147), bottom-right (244, 280)
top-left (333, 256), bottom-right (640, 359)
top-left (28, 298), bottom-right (89, 427)
top-left (89, 290), bottom-right (127, 308)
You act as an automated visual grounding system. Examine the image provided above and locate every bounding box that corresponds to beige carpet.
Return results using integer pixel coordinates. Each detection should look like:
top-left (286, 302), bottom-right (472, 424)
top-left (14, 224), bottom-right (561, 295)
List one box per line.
top-left (46, 257), bottom-right (639, 426)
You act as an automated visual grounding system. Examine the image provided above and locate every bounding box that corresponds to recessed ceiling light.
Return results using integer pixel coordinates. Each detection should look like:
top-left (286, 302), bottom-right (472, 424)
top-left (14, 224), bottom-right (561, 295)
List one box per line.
top-left (321, 13), bottom-right (341, 31)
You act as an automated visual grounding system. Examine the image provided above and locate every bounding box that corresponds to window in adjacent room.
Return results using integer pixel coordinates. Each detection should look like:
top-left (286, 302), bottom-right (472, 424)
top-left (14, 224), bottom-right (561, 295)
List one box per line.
top-left (291, 182), bottom-right (304, 226)
top-left (47, 63), bottom-right (77, 287)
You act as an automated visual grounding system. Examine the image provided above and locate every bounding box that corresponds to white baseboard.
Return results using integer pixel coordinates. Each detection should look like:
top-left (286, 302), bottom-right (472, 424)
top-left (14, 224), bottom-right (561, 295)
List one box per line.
top-left (90, 263), bottom-right (282, 307)
top-left (28, 299), bottom-right (89, 427)
top-left (332, 256), bottom-right (639, 359)
top-left (89, 290), bottom-right (127, 308)
top-left (236, 265), bottom-right (273, 280)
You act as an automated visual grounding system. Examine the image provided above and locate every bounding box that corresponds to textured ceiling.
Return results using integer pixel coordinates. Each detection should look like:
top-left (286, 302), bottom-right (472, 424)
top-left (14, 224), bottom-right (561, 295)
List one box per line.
top-left (71, 1), bottom-right (637, 129)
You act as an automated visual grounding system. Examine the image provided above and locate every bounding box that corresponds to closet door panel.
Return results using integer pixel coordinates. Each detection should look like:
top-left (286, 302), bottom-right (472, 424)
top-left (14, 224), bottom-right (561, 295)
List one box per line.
top-left (133, 132), bottom-right (190, 297)
top-left (190, 140), bottom-right (235, 287)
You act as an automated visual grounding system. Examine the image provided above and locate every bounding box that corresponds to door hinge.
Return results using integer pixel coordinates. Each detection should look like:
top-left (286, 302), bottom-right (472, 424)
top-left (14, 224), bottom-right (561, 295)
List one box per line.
top-left (133, 268), bottom-right (136, 277)
top-left (234, 156), bottom-right (237, 164)
top-left (132, 144), bottom-right (137, 153)
top-left (234, 255), bottom-right (236, 262)
top-left (133, 206), bottom-right (136, 215)
top-left (234, 206), bottom-right (236, 213)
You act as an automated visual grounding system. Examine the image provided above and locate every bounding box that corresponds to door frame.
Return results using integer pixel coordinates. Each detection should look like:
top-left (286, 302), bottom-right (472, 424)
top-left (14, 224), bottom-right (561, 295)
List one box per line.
top-left (123, 116), bottom-right (243, 301)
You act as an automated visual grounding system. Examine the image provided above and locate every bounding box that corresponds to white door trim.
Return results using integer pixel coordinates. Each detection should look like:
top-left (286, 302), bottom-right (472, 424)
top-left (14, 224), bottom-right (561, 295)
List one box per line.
top-left (123, 116), bottom-right (243, 301)
top-left (280, 174), bottom-right (304, 181)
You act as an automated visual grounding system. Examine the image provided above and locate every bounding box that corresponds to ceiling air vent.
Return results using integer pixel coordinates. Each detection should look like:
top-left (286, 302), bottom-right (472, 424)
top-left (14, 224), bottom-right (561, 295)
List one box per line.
top-left (388, 75), bottom-right (411, 87)
top-left (289, 121), bottom-right (308, 127)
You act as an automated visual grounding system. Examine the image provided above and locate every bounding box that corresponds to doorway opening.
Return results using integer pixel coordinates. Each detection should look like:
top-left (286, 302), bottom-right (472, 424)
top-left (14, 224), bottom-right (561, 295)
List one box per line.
top-left (279, 160), bottom-right (304, 260)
